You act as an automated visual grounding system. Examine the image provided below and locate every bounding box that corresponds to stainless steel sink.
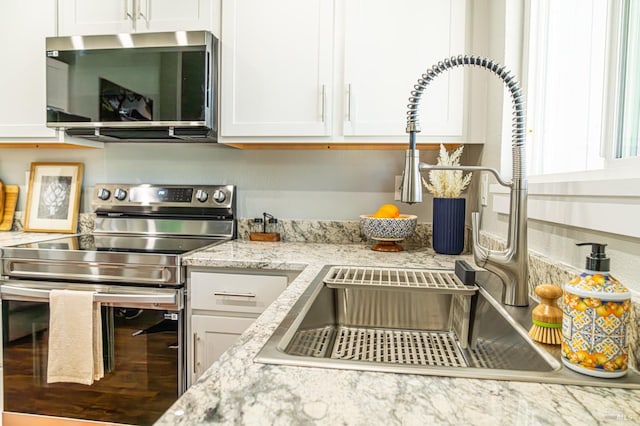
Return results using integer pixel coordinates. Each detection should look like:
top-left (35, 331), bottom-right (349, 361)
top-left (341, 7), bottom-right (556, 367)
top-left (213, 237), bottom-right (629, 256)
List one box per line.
top-left (256, 265), bottom-right (640, 388)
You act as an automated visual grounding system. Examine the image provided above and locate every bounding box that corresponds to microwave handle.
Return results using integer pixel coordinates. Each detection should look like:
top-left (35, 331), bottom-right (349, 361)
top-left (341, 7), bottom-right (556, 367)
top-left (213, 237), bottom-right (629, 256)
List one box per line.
top-left (1, 284), bottom-right (179, 307)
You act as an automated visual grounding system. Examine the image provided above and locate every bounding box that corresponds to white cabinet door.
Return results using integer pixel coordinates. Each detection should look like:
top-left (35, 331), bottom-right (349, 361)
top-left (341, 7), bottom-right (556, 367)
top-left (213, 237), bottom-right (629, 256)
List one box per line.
top-left (58, 0), bottom-right (134, 35)
top-left (342, 0), bottom-right (466, 138)
top-left (0, 1), bottom-right (57, 139)
top-left (58, 0), bottom-right (218, 36)
top-left (220, 0), bottom-right (334, 137)
top-left (191, 314), bottom-right (255, 382)
top-left (139, 0), bottom-right (217, 33)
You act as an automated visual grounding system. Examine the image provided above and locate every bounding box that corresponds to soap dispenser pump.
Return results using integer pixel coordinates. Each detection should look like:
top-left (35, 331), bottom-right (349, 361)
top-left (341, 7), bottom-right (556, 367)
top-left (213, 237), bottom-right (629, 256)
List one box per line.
top-left (562, 242), bottom-right (631, 378)
top-left (577, 242), bottom-right (610, 272)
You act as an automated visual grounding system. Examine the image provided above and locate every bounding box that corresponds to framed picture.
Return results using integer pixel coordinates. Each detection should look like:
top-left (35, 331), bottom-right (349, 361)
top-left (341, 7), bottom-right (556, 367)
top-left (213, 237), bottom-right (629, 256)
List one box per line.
top-left (24, 162), bottom-right (84, 233)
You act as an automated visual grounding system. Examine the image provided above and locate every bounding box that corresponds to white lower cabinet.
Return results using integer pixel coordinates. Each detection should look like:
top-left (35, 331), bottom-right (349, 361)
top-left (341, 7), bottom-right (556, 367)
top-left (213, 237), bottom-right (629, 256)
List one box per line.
top-left (191, 314), bottom-right (255, 380)
top-left (188, 270), bottom-right (291, 384)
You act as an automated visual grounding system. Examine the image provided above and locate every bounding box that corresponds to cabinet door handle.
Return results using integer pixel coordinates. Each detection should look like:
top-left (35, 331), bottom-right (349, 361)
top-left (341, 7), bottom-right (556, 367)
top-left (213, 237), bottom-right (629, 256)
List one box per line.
top-left (128, 0), bottom-right (138, 31)
top-left (193, 333), bottom-right (200, 375)
top-left (125, 0), bottom-right (134, 22)
top-left (346, 83), bottom-right (352, 122)
top-left (213, 291), bottom-right (257, 298)
top-left (321, 84), bottom-right (326, 122)
top-left (138, 0), bottom-right (150, 29)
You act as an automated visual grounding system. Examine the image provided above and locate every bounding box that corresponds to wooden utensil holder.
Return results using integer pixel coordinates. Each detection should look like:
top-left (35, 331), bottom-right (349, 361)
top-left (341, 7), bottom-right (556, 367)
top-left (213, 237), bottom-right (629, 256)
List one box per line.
top-left (250, 212), bottom-right (281, 242)
top-left (249, 232), bottom-right (281, 242)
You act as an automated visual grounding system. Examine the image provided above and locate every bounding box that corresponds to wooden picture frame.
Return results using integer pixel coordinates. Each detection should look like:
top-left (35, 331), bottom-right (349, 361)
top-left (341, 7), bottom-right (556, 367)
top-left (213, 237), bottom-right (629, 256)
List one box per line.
top-left (24, 162), bottom-right (84, 233)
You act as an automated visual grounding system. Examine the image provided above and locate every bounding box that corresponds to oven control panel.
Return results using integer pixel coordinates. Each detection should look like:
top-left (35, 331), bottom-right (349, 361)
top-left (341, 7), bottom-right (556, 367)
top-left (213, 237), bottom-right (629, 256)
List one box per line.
top-left (91, 184), bottom-right (235, 210)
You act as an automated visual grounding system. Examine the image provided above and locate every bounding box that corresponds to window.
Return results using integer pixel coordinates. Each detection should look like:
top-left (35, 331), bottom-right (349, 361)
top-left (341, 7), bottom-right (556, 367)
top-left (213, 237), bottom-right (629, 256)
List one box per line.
top-left (617, 0), bottom-right (640, 158)
top-left (525, 0), bottom-right (639, 176)
top-left (489, 0), bottom-right (640, 239)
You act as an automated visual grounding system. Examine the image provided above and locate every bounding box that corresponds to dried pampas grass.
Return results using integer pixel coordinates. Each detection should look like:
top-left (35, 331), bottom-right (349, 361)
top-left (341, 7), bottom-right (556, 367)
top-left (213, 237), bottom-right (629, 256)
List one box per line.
top-left (422, 144), bottom-right (472, 198)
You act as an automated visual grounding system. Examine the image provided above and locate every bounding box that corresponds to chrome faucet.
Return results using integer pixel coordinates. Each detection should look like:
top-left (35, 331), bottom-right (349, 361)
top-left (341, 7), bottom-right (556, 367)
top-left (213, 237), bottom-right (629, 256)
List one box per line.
top-left (401, 55), bottom-right (528, 307)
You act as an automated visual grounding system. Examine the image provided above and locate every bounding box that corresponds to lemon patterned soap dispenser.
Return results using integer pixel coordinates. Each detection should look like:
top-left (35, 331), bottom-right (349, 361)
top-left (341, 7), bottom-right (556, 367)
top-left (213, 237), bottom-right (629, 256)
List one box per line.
top-left (562, 242), bottom-right (631, 378)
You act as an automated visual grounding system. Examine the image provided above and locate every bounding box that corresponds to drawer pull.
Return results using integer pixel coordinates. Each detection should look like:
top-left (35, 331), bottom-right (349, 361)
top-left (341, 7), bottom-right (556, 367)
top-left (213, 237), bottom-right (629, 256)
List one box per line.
top-left (213, 291), bottom-right (257, 298)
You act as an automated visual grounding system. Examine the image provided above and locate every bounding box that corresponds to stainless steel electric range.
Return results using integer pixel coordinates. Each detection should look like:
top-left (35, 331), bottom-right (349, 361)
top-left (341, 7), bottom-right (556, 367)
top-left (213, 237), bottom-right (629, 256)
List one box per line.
top-left (0, 183), bottom-right (236, 425)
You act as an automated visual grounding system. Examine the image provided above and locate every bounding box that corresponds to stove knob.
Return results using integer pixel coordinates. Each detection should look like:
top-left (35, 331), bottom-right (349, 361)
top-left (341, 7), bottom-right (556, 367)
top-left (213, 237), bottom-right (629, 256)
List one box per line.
top-left (97, 188), bottom-right (111, 200)
top-left (212, 190), bottom-right (226, 203)
top-left (114, 188), bottom-right (128, 201)
top-left (195, 189), bottom-right (208, 202)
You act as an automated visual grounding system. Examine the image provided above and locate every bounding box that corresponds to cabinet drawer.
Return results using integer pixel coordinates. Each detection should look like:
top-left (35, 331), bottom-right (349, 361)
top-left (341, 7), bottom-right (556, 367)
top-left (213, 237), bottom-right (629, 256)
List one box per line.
top-left (190, 272), bottom-right (287, 313)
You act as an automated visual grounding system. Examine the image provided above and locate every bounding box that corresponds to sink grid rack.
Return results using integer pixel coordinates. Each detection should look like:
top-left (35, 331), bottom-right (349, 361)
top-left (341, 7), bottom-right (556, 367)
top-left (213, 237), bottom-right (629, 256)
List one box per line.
top-left (287, 325), bottom-right (505, 370)
top-left (322, 266), bottom-right (477, 294)
top-left (322, 266), bottom-right (477, 348)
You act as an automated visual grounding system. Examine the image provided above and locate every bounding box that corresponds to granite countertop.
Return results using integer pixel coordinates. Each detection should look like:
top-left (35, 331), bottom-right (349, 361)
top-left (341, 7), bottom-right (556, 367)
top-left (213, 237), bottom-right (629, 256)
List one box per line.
top-left (0, 232), bottom-right (63, 247)
top-left (2, 233), bottom-right (639, 424)
top-left (157, 240), bottom-right (640, 425)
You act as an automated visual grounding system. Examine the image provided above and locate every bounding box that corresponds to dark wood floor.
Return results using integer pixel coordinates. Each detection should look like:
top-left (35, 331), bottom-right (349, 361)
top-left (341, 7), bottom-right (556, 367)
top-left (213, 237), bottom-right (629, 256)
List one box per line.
top-left (3, 306), bottom-right (179, 426)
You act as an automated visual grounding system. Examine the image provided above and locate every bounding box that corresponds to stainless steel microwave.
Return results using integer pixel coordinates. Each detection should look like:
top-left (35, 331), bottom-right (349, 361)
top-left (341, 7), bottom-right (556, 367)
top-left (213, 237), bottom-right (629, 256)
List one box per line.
top-left (46, 31), bottom-right (217, 142)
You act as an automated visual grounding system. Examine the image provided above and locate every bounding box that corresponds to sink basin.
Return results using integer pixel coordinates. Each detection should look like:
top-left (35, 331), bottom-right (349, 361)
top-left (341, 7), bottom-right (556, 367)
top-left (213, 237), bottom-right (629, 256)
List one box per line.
top-left (256, 265), bottom-right (640, 388)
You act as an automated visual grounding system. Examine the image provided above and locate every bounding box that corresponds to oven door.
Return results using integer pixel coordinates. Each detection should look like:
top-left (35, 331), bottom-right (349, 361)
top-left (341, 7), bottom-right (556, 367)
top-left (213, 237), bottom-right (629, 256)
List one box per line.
top-left (1, 280), bottom-right (185, 426)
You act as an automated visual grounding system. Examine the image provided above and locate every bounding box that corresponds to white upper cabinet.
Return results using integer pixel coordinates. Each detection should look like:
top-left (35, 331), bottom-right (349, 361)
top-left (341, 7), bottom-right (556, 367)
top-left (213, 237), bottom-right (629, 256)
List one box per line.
top-left (219, 0), bottom-right (466, 143)
top-left (342, 0), bottom-right (466, 138)
top-left (220, 0), bottom-right (334, 137)
top-left (58, 0), bottom-right (219, 36)
top-left (58, 0), bottom-right (131, 35)
top-left (0, 1), bottom-right (56, 139)
top-left (0, 0), bottom-right (84, 144)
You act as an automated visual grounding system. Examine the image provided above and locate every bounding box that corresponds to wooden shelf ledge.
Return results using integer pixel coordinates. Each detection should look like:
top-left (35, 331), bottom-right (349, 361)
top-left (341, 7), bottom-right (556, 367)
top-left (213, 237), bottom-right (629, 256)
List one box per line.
top-left (223, 142), bottom-right (463, 150)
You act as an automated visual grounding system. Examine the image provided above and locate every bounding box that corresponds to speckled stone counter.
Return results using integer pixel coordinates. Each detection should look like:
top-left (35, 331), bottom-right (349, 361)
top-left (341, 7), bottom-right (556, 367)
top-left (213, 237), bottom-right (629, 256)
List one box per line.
top-left (155, 240), bottom-right (640, 425)
top-left (0, 231), bottom-right (64, 247)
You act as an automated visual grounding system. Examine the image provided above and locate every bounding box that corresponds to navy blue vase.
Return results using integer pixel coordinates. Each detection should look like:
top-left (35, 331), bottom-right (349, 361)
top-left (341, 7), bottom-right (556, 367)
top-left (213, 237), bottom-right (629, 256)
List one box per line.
top-left (432, 198), bottom-right (465, 255)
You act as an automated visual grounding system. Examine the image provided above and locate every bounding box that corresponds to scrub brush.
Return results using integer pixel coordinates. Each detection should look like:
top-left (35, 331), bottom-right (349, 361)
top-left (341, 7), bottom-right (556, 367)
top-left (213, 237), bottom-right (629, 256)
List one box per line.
top-left (528, 284), bottom-right (563, 345)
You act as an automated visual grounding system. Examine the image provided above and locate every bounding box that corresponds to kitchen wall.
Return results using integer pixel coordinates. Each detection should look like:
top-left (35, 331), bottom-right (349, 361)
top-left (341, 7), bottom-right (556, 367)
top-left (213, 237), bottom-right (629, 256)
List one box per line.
top-left (0, 144), bottom-right (448, 221)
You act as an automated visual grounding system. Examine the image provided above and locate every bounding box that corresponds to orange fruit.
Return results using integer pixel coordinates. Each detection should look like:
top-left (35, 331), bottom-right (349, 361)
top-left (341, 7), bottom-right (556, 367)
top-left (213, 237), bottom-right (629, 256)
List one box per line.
top-left (372, 204), bottom-right (400, 218)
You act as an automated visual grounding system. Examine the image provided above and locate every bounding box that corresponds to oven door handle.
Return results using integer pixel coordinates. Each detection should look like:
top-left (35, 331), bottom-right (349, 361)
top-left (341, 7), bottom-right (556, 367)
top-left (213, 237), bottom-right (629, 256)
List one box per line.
top-left (0, 284), bottom-right (181, 307)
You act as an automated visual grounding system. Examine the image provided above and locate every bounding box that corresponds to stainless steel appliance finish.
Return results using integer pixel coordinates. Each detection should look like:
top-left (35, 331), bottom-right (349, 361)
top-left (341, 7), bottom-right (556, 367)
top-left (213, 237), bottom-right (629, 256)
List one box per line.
top-left (257, 265), bottom-right (640, 388)
top-left (46, 31), bottom-right (218, 142)
top-left (1, 283), bottom-right (185, 425)
top-left (0, 183), bottom-right (236, 425)
top-left (322, 265), bottom-right (477, 294)
top-left (401, 55), bottom-right (529, 307)
top-left (1, 281), bottom-right (183, 310)
top-left (2, 184), bottom-right (235, 286)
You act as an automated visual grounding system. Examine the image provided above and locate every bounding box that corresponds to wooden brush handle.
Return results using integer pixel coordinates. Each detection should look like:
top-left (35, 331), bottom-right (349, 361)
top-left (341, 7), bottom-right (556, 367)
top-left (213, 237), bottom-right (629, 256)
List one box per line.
top-left (532, 284), bottom-right (563, 324)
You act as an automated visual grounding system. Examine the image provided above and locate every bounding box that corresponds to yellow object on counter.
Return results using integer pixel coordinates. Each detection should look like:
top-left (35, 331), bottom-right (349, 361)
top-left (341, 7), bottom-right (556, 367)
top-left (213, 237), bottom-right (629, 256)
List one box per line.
top-left (529, 284), bottom-right (563, 345)
top-left (0, 179), bottom-right (4, 222)
top-left (561, 243), bottom-right (631, 378)
top-left (371, 203), bottom-right (400, 218)
top-left (0, 184), bottom-right (18, 231)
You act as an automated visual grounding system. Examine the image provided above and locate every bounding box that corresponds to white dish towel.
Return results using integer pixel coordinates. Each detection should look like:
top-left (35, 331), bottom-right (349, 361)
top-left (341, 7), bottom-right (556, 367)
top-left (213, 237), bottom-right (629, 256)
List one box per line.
top-left (47, 289), bottom-right (104, 385)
